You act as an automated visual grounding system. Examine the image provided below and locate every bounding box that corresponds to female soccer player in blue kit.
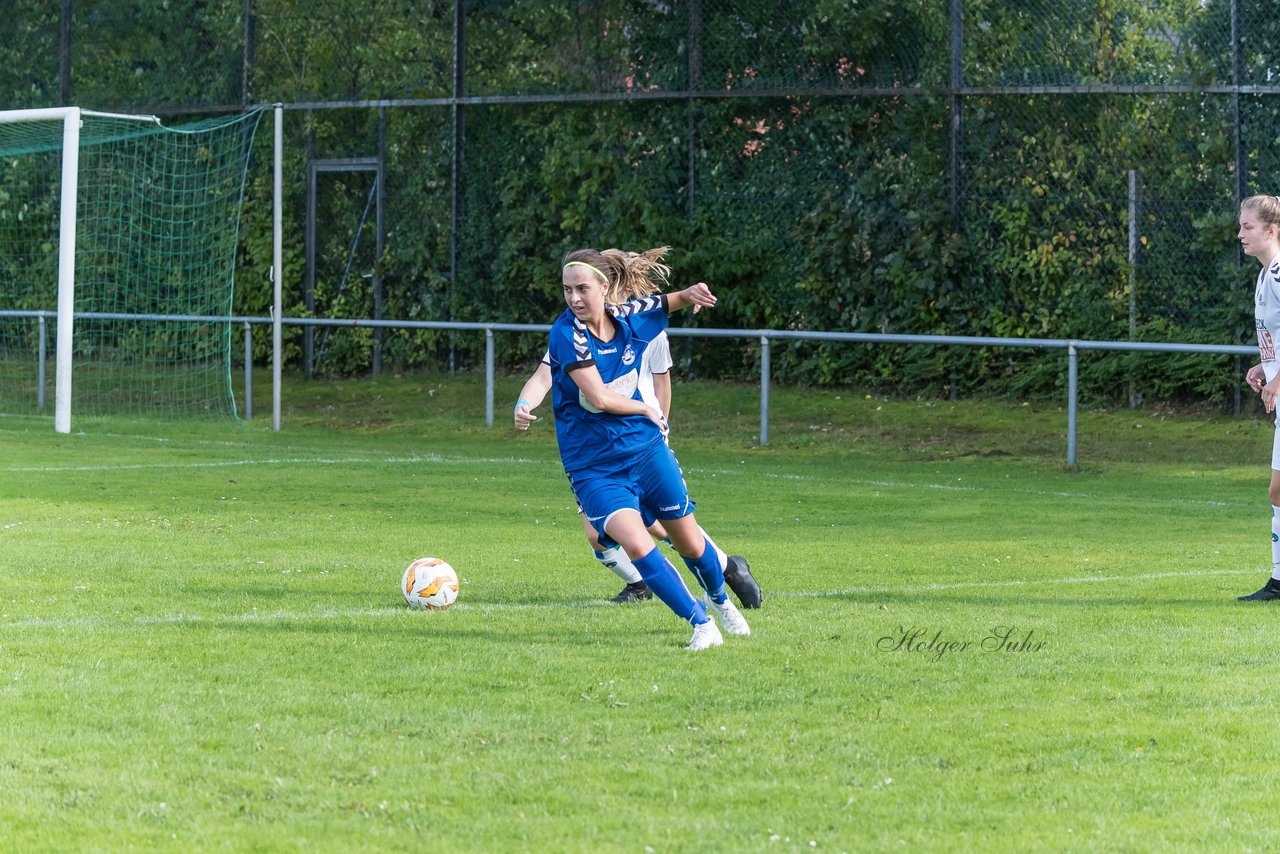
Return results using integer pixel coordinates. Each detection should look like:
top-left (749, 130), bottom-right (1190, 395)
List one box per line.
top-left (514, 257), bottom-right (760, 609)
top-left (545, 246), bottom-right (750, 649)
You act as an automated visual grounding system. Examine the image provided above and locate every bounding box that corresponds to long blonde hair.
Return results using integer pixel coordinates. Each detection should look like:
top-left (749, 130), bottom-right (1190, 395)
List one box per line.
top-left (562, 246), bottom-right (672, 303)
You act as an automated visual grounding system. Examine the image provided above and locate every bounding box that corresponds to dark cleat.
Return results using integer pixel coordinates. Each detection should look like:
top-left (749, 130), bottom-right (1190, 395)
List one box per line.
top-left (610, 581), bottom-right (653, 604)
top-left (1239, 580), bottom-right (1280, 601)
top-left (723, 555), bottom-right (762, 609)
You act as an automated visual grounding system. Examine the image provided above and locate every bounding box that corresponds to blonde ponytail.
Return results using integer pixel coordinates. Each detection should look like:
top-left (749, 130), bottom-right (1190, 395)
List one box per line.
top-left (562, 246), bottom-right (673, 303)
top-left (601, 247), bottom-right (671, 302)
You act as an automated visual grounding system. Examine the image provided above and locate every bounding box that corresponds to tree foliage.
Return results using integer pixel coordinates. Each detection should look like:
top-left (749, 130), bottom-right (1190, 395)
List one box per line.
top-left (0, 0), bottom-right (1274, 403)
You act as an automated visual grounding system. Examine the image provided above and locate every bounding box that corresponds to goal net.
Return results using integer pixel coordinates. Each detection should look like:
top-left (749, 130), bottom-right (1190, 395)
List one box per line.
top-left (0, 108), bottom-right (262, 430)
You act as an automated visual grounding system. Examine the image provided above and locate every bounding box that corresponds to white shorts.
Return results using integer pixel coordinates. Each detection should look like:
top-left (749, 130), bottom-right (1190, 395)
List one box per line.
top-left (1272, 414), bottom-right (1280, 471)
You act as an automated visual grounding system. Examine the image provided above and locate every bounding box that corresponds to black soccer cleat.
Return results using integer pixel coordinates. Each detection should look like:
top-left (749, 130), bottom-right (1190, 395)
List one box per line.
top-left (610, 581), bottom-right (654, 604)
top-left (723, 555), bottom-right (762, 609)
top-left (1238, 580), bottom-right (1280, 601)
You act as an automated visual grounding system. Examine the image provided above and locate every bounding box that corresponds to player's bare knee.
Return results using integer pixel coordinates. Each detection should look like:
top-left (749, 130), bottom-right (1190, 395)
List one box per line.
top-left (666, 527), bottom-right (705, 559)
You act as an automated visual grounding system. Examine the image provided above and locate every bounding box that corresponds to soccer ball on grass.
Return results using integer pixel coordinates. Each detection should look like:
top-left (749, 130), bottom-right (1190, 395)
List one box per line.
top-left (401, 557), bottom-right (460, 610)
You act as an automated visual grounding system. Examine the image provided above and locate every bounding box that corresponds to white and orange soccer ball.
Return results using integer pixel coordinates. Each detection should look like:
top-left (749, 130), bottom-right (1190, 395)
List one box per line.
top-left (401, 557), bottom-right (460, 610)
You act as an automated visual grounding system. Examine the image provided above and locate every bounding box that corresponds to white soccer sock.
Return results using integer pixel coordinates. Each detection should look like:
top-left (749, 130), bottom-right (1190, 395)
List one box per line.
top-left (596, 546), bottom-right (643, 585)
top-left (1271, 506), bottom-right (1280, 582)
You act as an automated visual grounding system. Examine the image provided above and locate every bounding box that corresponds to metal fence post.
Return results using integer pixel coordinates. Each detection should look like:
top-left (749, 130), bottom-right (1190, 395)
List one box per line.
top-left (1127, 169), bottom-right (1141, 408)
top-left (687, 0), bottom-right (702, 219)
top-left (1067, 342), bottom-right (1079, 468)
top-left (485, 327), bottom-right (494, 427)
top-left (760, 334), bottom-right (770, 447)
top-left (948, 0), bottom-right (964, 227)
top-left (37, 314), bottom-right (47, 411)
top-left (58, 0), bottom-right (71, 106)
top-left (243, 320), bottom-right (253, 420)
top-left (272, 102), bottom-right (284, 432)
top-left (449, 0), bottom-right (466, 376)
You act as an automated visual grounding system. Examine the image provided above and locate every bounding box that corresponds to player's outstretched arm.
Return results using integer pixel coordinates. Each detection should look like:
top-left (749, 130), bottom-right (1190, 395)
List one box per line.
top-left (653, 371), bottom-right (672, 422)
top-left (665, 282), bottom-right (717, 314)
top-left (514, 362), bottom-right (552, 431)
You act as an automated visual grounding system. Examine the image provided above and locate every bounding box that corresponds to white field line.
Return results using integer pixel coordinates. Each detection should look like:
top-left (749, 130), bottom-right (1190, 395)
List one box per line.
top-left (2, 455), bottom-right (1243, 508)
top-left (0, 568), bottom-right (1258, 632)
top-left (0, 601), bottom-right (596, 631)
top-left (691, 468), bottom-right (1238, 508)
top-left (3, 454), bottom-right (539, 472)
top-left (100, 433), bottom-right (267, 447)
top-left (775, 567), bottom-right (1256, 598)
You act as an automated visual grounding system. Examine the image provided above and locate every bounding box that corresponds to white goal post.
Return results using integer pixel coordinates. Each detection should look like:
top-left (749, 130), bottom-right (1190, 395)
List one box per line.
top-left (0, 107), bottom-right (161, 433)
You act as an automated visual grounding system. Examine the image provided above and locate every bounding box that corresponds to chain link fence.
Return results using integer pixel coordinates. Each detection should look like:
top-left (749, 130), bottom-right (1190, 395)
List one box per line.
top-left (3, 0), bottom-right (1279, 404)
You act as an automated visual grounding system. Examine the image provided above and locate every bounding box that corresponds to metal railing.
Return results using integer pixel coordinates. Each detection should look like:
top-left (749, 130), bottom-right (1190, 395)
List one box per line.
top-left (0, 309), bottom-right (1258, 466)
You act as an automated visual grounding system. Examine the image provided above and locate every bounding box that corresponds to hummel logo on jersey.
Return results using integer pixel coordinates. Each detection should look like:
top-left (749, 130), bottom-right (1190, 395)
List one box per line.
top-left (597, 346), bottom-right (617, 355)
top-left (622, 345), bottom-right (635, 365)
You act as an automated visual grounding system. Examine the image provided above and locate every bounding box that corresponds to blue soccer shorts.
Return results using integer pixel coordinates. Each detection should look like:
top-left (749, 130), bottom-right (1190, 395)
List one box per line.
top-left (568, 444), bottom-right (696, 549)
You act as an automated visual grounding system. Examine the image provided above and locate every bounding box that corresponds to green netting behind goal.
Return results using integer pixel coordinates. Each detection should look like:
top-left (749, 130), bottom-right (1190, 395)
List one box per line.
top-left (0, 109), bottom-right (262, 419)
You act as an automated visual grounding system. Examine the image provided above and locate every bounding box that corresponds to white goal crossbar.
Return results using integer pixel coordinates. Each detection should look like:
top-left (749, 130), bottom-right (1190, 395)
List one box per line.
top-left (0, 107), bottom-right (160, 433)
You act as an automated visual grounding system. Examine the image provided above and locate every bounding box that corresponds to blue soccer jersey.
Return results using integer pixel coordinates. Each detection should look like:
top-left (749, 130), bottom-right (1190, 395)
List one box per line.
top-left (547, 295), bottom-right (670, 474)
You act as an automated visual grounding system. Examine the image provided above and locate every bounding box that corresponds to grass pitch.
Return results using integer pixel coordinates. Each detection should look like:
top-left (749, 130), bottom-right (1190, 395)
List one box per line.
top-left (1, 373), bottom-right (1278, 851)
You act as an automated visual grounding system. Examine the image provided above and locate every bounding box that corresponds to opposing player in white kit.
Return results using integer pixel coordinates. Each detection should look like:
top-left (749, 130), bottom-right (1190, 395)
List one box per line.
top-left (513, 254), bottom-right (761, 609)
top-left (1238, 194), bottom-right (1280, 601)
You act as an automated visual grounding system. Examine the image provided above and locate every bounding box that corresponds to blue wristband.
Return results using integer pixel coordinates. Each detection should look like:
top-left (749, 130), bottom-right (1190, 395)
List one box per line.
top-left (515, 399), bottom-right (531, 411)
